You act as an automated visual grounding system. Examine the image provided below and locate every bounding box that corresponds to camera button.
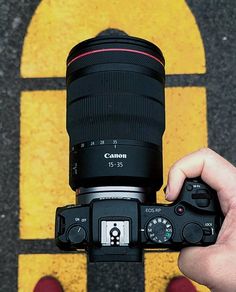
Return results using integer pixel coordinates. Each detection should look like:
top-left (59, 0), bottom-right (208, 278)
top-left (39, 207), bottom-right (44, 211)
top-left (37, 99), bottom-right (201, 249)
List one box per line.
top-left (186, 185), bottom-right (193, 191)
top-left (175, 205), bottom-right (185, 216)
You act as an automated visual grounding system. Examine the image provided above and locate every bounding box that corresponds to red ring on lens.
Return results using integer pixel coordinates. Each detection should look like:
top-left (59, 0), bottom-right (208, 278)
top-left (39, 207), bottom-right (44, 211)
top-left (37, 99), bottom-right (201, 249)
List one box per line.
top-left (67, 48), bottom-right (165, 67)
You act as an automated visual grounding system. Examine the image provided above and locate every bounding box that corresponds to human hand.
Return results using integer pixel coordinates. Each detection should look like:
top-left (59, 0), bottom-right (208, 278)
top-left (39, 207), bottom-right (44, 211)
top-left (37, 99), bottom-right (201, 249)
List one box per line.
top-left (165, 148), bottom-right (236, 292)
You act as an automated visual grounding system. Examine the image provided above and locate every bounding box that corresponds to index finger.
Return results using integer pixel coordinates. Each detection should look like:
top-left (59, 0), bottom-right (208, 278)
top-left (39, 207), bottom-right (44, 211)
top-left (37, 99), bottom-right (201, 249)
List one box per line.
top-left (165, 148), bottom-right (236, 214)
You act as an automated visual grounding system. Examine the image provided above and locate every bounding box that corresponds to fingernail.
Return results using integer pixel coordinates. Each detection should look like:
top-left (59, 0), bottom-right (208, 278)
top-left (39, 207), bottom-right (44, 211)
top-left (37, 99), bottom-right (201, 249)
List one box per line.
top-left (165, 185), bottom-right (170, 198)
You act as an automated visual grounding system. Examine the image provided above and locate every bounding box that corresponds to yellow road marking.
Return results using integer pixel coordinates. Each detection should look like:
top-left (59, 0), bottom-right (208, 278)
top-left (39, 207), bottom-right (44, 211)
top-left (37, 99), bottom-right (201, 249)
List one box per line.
top-left (18, 254), bottom-right (87, 292)
top-left (21, 0), bottom-right (205, 77)
top-left (20, 90), bottom-right (73, 239)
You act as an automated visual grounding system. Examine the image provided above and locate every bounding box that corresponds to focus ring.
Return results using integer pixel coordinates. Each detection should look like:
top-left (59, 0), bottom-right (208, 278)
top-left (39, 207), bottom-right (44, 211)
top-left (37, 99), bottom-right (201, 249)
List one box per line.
top-left (67, 70), bottom-right (164, 104)
top-left (67, 70), bottom-right (164, 145)
top-left (67, 94), bottom-right (164, 145)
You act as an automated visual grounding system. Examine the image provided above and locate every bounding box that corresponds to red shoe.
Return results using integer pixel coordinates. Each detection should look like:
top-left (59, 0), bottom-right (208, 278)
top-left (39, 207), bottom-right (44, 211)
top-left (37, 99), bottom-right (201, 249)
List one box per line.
top-left (33, 276), bottom-right (64, 292)
top-left (166, 276), bottom-right (197, 292)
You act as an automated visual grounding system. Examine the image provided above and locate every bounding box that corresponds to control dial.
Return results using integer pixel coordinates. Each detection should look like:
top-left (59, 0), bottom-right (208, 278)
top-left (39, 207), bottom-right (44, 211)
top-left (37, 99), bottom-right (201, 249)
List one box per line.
top-left (182, 223), bottom-right (203, 244)
top-left (146, 217), bottom-right (173, 243)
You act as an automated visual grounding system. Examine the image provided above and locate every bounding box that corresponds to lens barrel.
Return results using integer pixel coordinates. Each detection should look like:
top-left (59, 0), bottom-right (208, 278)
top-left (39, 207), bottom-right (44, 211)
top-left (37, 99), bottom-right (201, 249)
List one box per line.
top-left (66, 35), bottom-right (165, 196)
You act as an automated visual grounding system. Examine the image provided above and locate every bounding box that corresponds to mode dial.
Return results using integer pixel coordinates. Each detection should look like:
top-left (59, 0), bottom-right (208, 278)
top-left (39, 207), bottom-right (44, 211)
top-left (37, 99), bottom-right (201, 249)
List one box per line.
top-left (146, 217), bottom-right (173, 243)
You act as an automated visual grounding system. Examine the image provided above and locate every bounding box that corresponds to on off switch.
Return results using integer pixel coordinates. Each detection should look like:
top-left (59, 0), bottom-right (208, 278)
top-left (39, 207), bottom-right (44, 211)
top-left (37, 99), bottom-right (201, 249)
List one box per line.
top-left (68, 225), bottom-right (86, 244)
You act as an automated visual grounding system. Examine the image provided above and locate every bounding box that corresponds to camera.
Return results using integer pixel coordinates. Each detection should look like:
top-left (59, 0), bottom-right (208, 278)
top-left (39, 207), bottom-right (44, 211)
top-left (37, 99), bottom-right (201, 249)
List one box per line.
top-left (55, 34), bottom-right (223, 262)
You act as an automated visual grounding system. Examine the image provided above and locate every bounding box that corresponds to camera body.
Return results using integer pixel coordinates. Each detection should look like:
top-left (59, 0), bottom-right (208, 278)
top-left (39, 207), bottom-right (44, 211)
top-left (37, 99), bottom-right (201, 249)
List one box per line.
top-left (55, 34), bottom-right (223, 262)
top-left (56, 178), bottom-right (223, 262)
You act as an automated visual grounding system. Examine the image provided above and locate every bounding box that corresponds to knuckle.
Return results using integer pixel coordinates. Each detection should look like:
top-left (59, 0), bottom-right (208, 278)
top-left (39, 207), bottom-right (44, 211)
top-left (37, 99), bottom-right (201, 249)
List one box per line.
top-left (199, 147), bottom-right (212, 155)
top-left (199, 147), bottom-right (216, 163)
top-left (169, 163), bottom-right (177, 173)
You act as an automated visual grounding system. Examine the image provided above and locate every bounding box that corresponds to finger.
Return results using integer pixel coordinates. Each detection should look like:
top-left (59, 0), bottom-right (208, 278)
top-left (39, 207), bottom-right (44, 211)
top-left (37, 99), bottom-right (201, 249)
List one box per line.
top-left (165, 148), bottom-right (236, 214)
top-left (165, 150), bottom-right (205, 200)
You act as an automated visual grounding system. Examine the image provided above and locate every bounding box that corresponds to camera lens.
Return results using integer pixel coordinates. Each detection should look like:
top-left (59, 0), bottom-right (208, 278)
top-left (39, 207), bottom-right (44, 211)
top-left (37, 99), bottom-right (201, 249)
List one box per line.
top-left (66, 35), bottom-right (165, 201)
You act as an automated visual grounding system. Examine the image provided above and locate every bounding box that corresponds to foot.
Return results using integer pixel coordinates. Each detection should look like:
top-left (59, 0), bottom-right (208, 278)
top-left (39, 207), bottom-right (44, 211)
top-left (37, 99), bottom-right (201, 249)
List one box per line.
top-left (166, 276), bottom-right (197, 292)
top-left (33, 276), bottom-right (64, 292)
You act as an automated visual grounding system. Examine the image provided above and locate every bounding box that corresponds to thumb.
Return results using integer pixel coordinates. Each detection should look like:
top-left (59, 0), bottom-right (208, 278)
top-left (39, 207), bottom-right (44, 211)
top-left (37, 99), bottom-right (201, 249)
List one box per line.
top-left (178, 246), bottom-right (217, 288)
